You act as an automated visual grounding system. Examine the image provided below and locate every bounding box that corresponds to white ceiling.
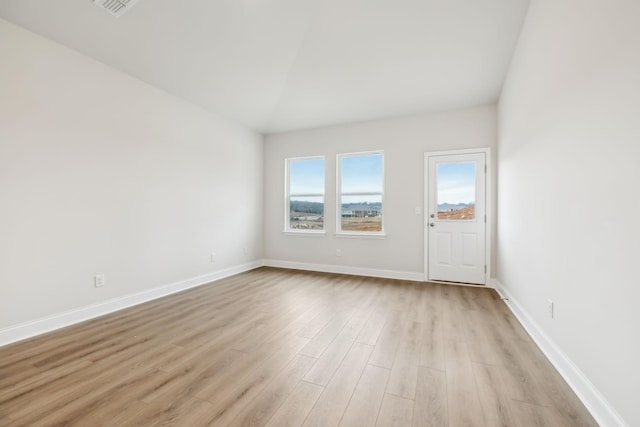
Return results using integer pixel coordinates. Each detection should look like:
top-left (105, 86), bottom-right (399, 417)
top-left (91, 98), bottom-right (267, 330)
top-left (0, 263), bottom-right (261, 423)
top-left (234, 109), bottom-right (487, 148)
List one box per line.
top-left (0, 0), bottom-right (530, 134)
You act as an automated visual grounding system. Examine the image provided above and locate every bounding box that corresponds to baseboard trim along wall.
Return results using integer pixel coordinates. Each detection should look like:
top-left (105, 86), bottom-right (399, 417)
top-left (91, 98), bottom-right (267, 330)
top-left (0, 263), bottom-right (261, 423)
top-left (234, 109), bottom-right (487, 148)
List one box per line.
top-left (0, 260), bottom-right (263, 347)
top-left (263, 259), bottom-right (424, 282)
top-left (492, 279), bottom-right (628, 427)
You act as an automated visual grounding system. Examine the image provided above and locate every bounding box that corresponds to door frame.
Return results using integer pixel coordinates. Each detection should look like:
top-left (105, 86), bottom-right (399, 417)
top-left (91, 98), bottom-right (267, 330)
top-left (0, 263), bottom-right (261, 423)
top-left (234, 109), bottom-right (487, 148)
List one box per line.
top-left (424, 148), bottom-right (492, 285)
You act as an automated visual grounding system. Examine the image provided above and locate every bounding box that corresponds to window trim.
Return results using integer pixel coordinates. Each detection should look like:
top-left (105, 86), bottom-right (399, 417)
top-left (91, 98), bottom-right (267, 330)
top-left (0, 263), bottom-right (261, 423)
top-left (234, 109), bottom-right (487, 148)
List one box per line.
top-left (284, 155), bottom-right (326, 235)
top-left (336, 150), bottom-right (385, 237)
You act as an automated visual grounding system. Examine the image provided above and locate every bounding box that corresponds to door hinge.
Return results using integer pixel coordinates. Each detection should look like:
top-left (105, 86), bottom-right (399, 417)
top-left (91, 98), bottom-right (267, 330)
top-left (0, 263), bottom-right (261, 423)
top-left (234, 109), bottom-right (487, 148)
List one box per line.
top-left (484, 215), bottom-right (486, 223)
top-left (484, 164), bottom-right (487, 173)
top-left (484, 265), bottom-right (487, 273)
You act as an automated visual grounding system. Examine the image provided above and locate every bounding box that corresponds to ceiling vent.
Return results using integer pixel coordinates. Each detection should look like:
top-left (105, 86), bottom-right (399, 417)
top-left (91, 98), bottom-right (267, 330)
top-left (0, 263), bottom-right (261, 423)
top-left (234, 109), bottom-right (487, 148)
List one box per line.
top-left (92, 0), bottom-right (141, 18)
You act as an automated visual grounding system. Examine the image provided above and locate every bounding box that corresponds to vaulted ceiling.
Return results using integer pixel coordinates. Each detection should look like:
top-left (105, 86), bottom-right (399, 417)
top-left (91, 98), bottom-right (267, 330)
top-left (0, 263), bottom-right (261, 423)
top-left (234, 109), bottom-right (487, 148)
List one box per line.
top-left (0, 0), bottom-right (530, 133)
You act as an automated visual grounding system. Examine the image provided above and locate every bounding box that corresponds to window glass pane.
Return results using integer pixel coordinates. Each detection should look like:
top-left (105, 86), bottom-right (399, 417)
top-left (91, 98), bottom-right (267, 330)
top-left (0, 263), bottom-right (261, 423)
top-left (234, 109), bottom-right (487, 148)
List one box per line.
top-left (436, 162), bottom-right (476, 220)
top-left (341, 195), bottom-right (382, 232)
top-left (290, 158), bottom-right (325, 195)
top-left (341, 154), bottom-right (383, 193)
top-left (290, 196), bottom-right (324, 230)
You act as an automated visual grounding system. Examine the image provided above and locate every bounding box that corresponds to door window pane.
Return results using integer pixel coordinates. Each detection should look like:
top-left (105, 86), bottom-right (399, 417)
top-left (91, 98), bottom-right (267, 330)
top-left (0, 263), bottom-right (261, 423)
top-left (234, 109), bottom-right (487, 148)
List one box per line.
top-left (437, 162), bottom-right (476, 220)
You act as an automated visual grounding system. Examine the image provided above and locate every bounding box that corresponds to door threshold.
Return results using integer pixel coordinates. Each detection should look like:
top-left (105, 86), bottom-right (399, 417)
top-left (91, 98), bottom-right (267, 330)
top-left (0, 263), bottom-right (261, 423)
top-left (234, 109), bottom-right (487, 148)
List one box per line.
top-left (425, 279), bottom-right (485, 287)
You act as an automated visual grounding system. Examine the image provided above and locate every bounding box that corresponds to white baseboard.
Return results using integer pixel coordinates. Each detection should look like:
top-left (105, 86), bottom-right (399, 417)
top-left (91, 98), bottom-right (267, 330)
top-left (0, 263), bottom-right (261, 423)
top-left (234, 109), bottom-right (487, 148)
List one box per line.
top-left (263, 259), bottom-right (424, 282)
top-left (0, 260), bottom-right (263, 347)
top-left (492, 279), bottom-right (628, 427)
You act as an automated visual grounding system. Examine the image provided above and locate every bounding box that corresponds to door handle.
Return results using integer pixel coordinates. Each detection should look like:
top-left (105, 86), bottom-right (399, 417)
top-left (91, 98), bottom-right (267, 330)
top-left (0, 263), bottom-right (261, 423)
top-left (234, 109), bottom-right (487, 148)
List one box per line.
top-left (429, 223), bottom-right (435, 227)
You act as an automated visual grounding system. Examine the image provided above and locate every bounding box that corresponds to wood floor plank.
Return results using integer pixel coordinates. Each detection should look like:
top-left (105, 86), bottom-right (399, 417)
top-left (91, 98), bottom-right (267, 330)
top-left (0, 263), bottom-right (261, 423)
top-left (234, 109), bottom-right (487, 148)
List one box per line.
top-left (94, 400), bottom-right (155, 427)
top-left (412, 366), bottom-right (447, 427)
top-left (419, 312), bottom-right (444, 371)
top-left (386, 321), bottom-right (422, 399)
top-left (376, 394), bottom-right (413, 427)
top-left (227, 354), bottom-right (317, 427)
top-left (463, 309), bottom-right (507, 366)
top-left (489, 301), bottom-right (533, 342)
top-left (369, 310), bottom-right (406, 369)
top-left (95, 341), bottom-right (185, 371)
top-left (482, 340), bottom-right (550, 407)
top-left (0, 268), bottom-right (597, 427)
top-left (0, 359), bottom-right (91, 404)
top-left (0, 364), bottom-right (39, 392)
top-left (118, 395), bottom-right (216, 427)
top-left (444, 339), bottom-right (486, 427)
top-left (142, 348), bottom-right (246, 404)
top-left (197, 336), bottom-right (310, 426)
top-left (303, 315), bottom-right (368, 386)
top-left (356, 310), bottom-right (387, 346)
top-left (302, 343), bottom-right (374, 427)
top-left (511, 340), bottom-right (599, 427)
top-left (350, 278), bottom-right (384, 319)
top-left (472, 362), bottom-right (518, 427)
top-left (1, 357), bottom-right (124, 419)
top-left (299, 310), bottom-right (355, 358)
top-left (510, 400), bottom-right (559, 427)
top-left (264, 381), bottom-right (324, 427)
top-left (25, 369), bottom-right (161, 426)
top-left (410, 283), bottom-right (440, 324)
top-left (441, 304), bottom-right (466, 344)
top-left (339, 364), bottom-right (390, 427)
top-left (191, 334), bottom-right (306, 402)
top-left (7, 364), bottom-right (157, 426)
top-left (297, 310), bottom-right (337, 340)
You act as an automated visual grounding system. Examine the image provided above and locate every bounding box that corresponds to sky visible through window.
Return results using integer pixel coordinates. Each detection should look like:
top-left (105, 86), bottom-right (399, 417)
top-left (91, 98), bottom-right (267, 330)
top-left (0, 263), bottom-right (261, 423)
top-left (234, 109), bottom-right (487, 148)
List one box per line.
top-left (341, 154), bottom-right (383, 195)
top-left (437, 162), bottom-right (476, 205)
top-left (290, 158), bottom-right (324, 195)
top-left (289, 154), bottom-right (383, 203)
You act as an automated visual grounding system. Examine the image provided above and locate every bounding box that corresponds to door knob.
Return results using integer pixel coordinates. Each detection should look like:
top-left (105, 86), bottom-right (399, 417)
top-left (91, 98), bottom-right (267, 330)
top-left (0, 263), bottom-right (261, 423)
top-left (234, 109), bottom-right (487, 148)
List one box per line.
top-left (430, 213), bottom-right (435, 218)
top-left (429, 223), bottom-right (435, 227)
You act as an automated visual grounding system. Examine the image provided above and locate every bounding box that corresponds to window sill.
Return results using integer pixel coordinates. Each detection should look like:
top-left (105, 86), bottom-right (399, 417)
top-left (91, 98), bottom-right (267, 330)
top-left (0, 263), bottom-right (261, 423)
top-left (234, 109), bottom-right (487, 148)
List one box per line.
top-left (282, 230), bottom-right (327, 237)
top-left (335, 232), bottom-right (387, 239)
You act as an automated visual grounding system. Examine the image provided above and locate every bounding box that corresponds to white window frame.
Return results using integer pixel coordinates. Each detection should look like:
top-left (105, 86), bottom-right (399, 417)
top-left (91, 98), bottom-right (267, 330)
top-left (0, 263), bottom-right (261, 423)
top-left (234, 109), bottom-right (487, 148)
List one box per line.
top-left (284, 156), bottom-right (326, 235)
top-left (336, 150), bottom-right (385, 238)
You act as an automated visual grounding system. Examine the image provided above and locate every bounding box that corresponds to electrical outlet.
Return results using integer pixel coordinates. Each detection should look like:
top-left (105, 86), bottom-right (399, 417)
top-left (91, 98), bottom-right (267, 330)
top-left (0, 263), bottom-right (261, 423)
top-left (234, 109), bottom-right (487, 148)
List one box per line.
top-left (94, 274), bottom-right (105, 288)
top-left (547, 299), bottom-right (554, 318)
top-left (210, 253), bottom-right (217, 263)
top-left (336, 249), bottom-right (342, 257)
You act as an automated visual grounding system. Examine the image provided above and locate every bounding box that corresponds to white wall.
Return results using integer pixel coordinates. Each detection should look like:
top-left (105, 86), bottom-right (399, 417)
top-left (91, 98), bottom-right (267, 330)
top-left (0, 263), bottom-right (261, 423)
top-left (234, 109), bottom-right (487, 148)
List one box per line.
top-left (497, 0), bottom-right (640, 425)
top-left (264, 106), bottom-right (496, 277)
top-left (0, 19), bottom-right (263, 331)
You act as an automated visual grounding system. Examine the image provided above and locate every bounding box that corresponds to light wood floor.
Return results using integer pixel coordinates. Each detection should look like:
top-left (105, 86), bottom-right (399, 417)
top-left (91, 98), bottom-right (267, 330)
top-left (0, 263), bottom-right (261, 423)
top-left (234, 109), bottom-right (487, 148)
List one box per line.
top-left (0, 267), bottom-right (597, 426)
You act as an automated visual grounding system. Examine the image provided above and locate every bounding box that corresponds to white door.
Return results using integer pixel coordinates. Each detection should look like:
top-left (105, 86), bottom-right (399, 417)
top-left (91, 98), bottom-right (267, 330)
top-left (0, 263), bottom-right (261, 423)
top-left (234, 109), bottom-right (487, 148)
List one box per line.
top-left (426, 152), bottom-right (486, 285)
